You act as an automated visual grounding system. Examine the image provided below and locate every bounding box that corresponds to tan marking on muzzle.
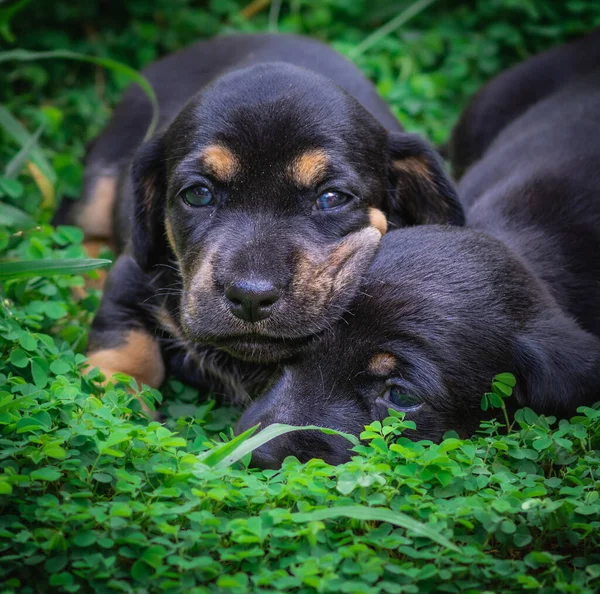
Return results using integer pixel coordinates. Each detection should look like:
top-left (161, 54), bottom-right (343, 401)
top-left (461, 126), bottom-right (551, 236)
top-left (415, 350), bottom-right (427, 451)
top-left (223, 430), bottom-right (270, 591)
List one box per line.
top-left (200, 144), bottom-right (239, 182)
top-left (293, 226), bottom-right (382, 316)
top-left (368, 353), bottom-right (397, 377)
top-left (165, 218), bottom-right (178, 257)
top-left (87, 329), bottom-right (165, 389)
top-left (289, 149), bottom-right (330, 187)
top-left (368, 207), bottom-right (388, 235)
top-left (76, 175), bottom-right (116, 239)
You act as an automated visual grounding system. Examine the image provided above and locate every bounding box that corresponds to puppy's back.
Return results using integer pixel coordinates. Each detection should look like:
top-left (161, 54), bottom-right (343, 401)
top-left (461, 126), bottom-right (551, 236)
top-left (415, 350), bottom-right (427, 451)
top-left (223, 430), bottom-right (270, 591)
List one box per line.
top-left (464, 71), bottom-right (600, 339)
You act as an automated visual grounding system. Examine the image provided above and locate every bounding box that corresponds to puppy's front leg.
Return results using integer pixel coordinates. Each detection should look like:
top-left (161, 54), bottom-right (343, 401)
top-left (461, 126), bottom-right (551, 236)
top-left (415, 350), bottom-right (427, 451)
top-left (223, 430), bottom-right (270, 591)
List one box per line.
top-left (87, 254), bottom-right (165, 390)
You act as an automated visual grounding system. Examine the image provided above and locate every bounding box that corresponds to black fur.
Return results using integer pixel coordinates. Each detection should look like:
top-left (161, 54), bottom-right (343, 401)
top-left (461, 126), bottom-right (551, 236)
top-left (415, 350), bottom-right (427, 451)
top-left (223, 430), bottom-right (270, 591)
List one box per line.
top-left (238, 32), bottom-right (600, 468)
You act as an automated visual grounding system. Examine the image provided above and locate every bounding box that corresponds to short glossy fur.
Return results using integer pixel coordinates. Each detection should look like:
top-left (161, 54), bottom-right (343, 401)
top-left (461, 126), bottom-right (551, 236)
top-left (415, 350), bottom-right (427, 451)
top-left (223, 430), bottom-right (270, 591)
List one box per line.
top-left (238, 32), bottom-right (600, 468)
top-left (78, 34), bottom-right (462, 395)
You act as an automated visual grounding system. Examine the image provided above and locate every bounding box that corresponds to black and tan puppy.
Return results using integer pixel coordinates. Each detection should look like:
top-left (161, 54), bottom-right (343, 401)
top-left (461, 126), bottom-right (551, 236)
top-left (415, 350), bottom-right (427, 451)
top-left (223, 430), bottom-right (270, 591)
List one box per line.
top-left (238, 33), bottom-right (600, 468)
top-left (77, 34), bottom-right (462, 395)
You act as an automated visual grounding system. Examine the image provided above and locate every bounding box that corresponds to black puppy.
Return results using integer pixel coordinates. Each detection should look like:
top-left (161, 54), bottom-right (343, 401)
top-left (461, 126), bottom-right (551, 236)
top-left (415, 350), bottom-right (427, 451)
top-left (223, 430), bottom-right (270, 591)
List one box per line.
top-left (238, 33), bottom-right (600, 468)
top-left (78, 34), bottom-right (462, 396)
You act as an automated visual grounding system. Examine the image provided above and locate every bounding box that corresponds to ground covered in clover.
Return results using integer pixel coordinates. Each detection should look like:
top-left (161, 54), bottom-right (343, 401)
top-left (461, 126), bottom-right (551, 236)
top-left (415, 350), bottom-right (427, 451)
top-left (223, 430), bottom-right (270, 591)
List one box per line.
top-left (1, 1), bottom-right (600, 593)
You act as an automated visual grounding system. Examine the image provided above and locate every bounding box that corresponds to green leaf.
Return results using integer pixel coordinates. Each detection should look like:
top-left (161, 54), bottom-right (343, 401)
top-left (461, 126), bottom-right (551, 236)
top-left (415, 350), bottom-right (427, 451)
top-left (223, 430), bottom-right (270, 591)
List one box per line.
top-left (49, 359), bottom-right (71, 375)
top-left (9, 348), bottom-right (29, 368)
top-left (494, 373), bottom-right (517, 387)
top-left (0, 258), bottom-right (111, 279)
top-left (73, 530), bottom-right (96, 547)
top-left (30, 467), bottom-right (62, 481)
top-left (291, 505), bottom-right (459, 552)
top-left (43, 444), bottom-right (66, 460)
top-left (31, 357), bottom-right (49, 388)
top-left (0, 201), bottom-right (34, 228)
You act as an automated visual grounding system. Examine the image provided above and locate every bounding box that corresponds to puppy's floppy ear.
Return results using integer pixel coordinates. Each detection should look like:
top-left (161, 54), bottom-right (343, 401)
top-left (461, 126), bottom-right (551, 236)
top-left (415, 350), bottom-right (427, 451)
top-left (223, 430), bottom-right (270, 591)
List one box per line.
top-left (131, 135), bottom-right (168, 272)
top-left (514, 311), bottom-right (600, 417)
top-left (386, 133), bottom-right (464, 227)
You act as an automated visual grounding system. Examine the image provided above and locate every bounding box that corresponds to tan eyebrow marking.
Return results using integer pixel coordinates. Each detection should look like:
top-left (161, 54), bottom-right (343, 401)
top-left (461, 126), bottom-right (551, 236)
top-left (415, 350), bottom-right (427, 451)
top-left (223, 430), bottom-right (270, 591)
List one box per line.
top-left (368, 207), bottom-right (388, 235)
top-left (289, 149), bottom-right (330, 187)
top-left (368, 353), bottom-right (397, 377)
top-left (199, 144), bottom-right (239, 182)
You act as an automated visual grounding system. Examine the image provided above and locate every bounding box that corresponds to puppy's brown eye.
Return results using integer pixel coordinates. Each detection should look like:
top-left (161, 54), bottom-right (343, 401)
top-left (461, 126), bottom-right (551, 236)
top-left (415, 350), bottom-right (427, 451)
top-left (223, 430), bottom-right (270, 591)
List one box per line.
top-left (315, 191), bottom-right (351, 210)
top-left (388, 386), bottom-right (421, 410)
top-left (182, 185), bottom-right (214, 207)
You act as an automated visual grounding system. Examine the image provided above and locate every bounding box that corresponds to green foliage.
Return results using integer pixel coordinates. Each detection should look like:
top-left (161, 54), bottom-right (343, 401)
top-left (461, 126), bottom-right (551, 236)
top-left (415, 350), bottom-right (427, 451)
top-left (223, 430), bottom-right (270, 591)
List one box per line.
top-left (2, 1), bottom-right (600, 592)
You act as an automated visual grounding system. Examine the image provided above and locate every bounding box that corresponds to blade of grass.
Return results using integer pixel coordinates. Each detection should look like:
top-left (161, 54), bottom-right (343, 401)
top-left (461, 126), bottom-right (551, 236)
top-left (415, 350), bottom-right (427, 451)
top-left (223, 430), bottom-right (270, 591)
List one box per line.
top-left (0, 0), bottom-right (31, 43)
top-left (197, 424), bottom-right (260, 467)
top-left (0, 202), bottom-right (35, 228)
top-left (0, 258), bottom-right (111, 279)
top-left (0, 105), bottom-right (55, 184)
top-left (349, 0), bottom-right (439, 59)
top-left (291, 504), bottom-right (460, 552)
top-left (0, 49), bottom-right (159, 140)
top-left (26, 161), bottom-right (55, 211)
top-left (4, 122), bottom-right (45, 178)
top-left (199, 423), bottom-right (360, 469)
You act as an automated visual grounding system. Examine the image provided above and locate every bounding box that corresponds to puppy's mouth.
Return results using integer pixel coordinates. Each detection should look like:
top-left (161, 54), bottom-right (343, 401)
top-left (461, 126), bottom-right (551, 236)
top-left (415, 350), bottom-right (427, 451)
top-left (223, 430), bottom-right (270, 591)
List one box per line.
top-left (208, 332), bottom-right (319, 362)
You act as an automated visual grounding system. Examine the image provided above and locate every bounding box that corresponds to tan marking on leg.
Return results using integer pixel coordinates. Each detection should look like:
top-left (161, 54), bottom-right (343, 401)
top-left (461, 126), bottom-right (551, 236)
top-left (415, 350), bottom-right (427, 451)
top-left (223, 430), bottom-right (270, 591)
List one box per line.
top-left (87, 330), bottom-right (165, 389)
top-left (368, 208), bottom-right (388, 235)
top-left (289, 149), bottom-right (330, 187)
top-left (199, 145), bottom-right (239, 182)
top-left (76, 175), bottom-right (117, 239)
top-left (368, 353), bottom-right (397, 377)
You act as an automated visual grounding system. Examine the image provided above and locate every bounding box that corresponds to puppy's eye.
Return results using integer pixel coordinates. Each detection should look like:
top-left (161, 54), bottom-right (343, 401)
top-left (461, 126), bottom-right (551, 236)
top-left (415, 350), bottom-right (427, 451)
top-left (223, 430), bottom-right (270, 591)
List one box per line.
top-left (182, 185), bottom-right (214, 207)
top-left (315, 191), bottom-right (351, 210)
top-left (387, 386), bottom-right (422, 410)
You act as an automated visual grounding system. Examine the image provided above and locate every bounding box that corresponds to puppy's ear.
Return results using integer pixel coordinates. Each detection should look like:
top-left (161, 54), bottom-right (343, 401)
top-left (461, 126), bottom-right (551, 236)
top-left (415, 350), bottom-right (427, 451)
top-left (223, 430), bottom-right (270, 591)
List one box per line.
top-left (131, 136), bottom-right (168, 272)
top-left (386, 133), bottom-right (464, 227)
top-left (514, 312), bottom-right (600, 417)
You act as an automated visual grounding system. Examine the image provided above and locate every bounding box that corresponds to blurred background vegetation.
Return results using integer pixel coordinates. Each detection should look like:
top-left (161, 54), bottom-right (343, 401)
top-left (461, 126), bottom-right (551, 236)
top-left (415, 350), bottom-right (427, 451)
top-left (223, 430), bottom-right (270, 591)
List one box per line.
top-left (2, 0), bottom-right (600, 225)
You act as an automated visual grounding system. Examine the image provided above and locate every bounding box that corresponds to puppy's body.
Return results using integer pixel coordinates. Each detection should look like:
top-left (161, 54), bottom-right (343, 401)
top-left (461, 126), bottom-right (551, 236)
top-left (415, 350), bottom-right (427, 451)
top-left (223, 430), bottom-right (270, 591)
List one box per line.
top-left (79, 34), bottom-right (461, 396)
top-left (238, 33), bottom-right (600, 467)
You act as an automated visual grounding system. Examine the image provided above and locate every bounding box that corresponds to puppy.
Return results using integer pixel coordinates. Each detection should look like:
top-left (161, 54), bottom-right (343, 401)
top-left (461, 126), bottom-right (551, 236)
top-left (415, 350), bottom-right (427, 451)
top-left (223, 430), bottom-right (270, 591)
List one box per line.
top-left (78, 34), bottom-right (462, 395)
top-left (237, 35), bottom-right (600, 468)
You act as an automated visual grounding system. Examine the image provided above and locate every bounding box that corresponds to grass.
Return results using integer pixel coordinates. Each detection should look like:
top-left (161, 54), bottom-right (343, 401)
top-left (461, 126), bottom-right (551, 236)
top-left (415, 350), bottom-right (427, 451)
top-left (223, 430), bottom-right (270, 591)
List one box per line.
top-left (1, 1), bottom-right (600, 593)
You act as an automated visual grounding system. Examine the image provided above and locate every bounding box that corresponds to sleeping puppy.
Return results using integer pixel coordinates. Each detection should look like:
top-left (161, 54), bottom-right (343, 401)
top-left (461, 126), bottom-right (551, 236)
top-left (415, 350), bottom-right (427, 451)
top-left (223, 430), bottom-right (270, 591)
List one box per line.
top-left (237, 40), bottom-right (600, 468)
top-left (78, 33), bottom-right (462, 397)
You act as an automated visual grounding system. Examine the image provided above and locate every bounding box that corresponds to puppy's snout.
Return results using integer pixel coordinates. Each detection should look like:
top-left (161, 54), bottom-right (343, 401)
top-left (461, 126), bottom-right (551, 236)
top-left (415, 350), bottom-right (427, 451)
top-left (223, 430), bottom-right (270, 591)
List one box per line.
top-left (225, 279), bottom-right (280, 323)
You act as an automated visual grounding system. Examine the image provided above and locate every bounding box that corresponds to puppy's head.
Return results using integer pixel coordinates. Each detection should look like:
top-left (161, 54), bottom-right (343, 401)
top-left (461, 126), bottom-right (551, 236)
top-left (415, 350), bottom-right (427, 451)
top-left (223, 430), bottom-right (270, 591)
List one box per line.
top-left (132, 63), bottom-right (462, 363)
top-left (237, 228), bottom-right (600, 467)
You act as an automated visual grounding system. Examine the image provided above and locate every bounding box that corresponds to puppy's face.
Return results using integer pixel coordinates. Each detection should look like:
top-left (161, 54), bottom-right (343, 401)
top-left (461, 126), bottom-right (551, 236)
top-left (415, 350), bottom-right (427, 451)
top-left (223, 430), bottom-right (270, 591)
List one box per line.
top-left (133, 64), bottom-right (462, 363)
top-left (238, 228), bottom-right (600, 467)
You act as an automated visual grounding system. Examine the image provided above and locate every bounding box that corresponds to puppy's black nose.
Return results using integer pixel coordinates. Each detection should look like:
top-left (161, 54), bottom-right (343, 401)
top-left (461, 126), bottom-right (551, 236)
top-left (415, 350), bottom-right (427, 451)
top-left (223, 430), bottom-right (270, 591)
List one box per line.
top-left (225, 279), bottom-right (280, 322)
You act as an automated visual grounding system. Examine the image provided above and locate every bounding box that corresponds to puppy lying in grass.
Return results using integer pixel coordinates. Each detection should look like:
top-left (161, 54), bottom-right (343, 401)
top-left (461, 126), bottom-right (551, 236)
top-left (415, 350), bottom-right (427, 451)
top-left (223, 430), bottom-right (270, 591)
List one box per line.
top-left (73, 33), bottom-right (462, 398)
top-left (238, 30), bottom-right (600, 468)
